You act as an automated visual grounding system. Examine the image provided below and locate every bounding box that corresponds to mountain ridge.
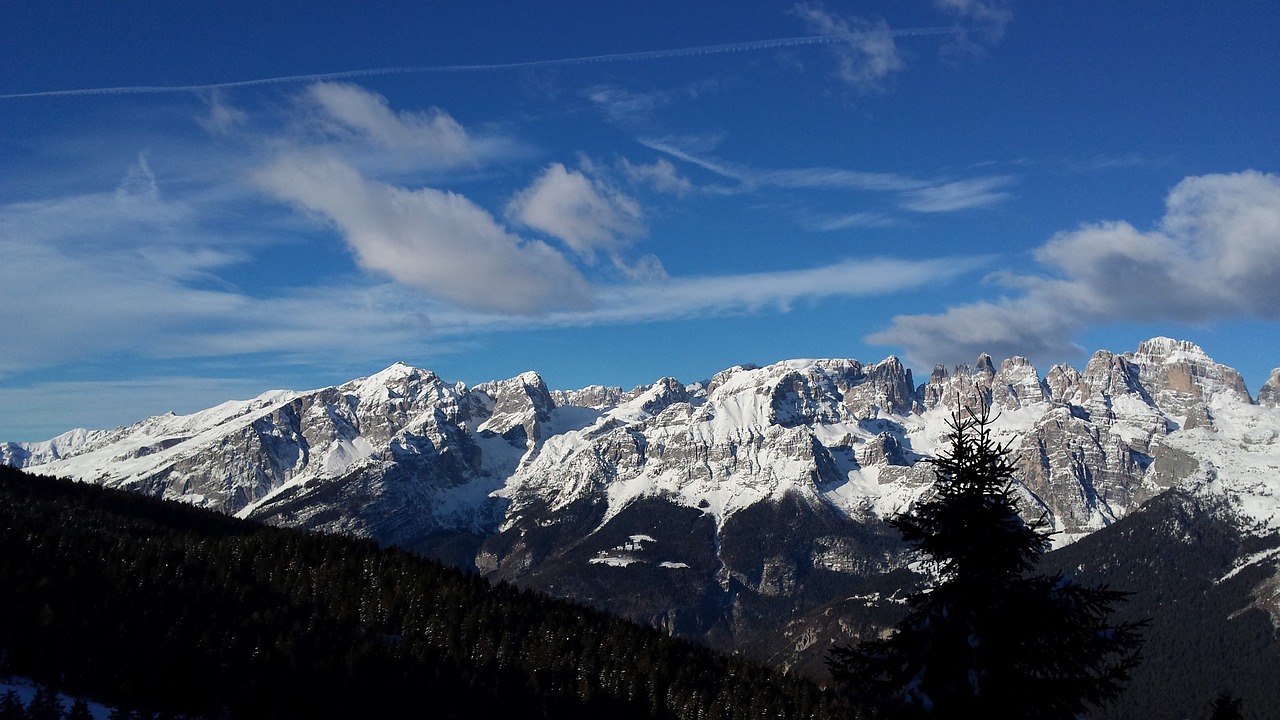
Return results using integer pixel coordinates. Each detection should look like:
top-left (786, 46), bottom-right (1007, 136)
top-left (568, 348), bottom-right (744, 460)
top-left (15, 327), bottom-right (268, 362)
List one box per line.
top-left (5, 336), bottom-right (1279, 540)
top-left (4, 336), bottom-right (1280, 682)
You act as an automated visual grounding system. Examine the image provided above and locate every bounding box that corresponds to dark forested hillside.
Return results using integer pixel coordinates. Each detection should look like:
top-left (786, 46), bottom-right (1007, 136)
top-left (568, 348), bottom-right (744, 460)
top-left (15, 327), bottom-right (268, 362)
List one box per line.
top-left (0, 466), bottom-right (851, 719)
top-left (1042, 491), bottom-right (1280, 720)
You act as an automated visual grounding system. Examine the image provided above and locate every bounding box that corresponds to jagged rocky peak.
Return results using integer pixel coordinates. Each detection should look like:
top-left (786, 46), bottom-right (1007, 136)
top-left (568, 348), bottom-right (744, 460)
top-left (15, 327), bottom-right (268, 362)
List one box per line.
top-left (844, 356), bottom-right (915, 417)
top-left (992, 356), bottom-right (1047, 409)
top-left (974, 353), bottom-right (997, 376)
top-left (1075, 349), bottom-right (1148, 412)
top-left (472, 373), bottom-right (557, 448)
top-left (707, 359), bottom-right (888, 426)
top-left (1043, 363), bottom-right (1083, 404)
top-left (635, 377), bottom-right (691, 416)
top-left (475, 371), bottom-right (554, 420)
top-left (918, 353), bottom-right (1007, 411)
top-left (1259, 368), bottom-right (1280, 408)
top-left (766, 366), bottom-right (848, 427)
top-left (704, 363), bottom-right (762, 395)
top-left (341, 362), bottom-right (442, 406)
top-left (1126, 337), bottom-right (1253, 407)
top-left (550, 385), bottom-right (627, 410)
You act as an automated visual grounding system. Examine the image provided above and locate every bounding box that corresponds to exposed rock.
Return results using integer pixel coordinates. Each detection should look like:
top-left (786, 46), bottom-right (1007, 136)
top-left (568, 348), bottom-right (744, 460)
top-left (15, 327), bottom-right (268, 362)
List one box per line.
top-left (551, 384), bottom-right (628, 409)
top-left (844, 356), bottom-right (915, 417)
top-left (1127, 337), bottom-right (1253, 414)
top-left (1257, 368), bottom-right (1280, 408)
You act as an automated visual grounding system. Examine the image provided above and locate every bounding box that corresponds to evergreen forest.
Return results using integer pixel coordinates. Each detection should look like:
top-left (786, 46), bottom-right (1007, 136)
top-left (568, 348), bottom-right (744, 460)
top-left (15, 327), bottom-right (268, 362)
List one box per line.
top-left (0, 466), bottom-right (851, 719)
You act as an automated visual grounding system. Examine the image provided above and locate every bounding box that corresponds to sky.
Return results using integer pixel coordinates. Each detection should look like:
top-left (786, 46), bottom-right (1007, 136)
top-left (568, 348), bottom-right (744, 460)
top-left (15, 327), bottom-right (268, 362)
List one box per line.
top-left (2, 1), bottom-right (1279, 441)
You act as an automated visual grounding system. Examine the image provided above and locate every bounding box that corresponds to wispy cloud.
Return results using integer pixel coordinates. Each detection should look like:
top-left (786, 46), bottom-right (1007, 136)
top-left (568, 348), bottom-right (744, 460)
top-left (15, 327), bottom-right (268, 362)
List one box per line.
top-left (196, 91), bottom-right (249, 136)
top-left (869, 171), bottom-right (1280, 367)
top-left (792, 3), bottom-right (906, 92)
top-left (642, 137), bottom-right (1015, 213)
top-left (758, 166), bottom-right (926, 193)
top-left (619, 157), bottom-right (696, 196)
top-left (421, 256), bottom-right (990, 330)
top-left (898, 176), bottom-right (1015, 212)
top-left (590, 257), bottom-right (986, 322)
top-left (934, 0), bottom-right (1013, 52)
top-left (583, 85), bottom-right (670, 126)
top-left (805, 211), bottom-right (896, 231)
top-left (638, 137), bottom-right (746, 182)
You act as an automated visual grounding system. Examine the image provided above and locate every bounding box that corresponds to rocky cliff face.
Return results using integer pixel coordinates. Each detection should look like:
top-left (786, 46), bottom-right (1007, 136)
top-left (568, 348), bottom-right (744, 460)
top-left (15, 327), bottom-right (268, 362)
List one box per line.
top-left (6, 337), bottom-right (1280, 662)
top-left (1257, 368), bottom-right (1280, 409)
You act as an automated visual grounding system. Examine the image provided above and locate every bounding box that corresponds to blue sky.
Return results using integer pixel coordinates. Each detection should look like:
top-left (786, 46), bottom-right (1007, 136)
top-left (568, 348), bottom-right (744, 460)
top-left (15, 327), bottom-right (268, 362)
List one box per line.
top-left (2, 1), bottom-right (1279, 441)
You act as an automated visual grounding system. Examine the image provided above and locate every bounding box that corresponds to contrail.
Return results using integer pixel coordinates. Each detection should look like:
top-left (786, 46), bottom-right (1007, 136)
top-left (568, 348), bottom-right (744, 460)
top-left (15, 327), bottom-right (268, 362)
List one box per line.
top-left (0, 27), bottom-right (964, 100)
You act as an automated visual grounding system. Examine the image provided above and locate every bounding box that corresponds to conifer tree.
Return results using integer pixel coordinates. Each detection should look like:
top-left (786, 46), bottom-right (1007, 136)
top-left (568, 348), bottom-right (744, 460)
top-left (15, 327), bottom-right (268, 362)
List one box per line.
top-left (829, 405), bottom-right (1145, 719)
top-left (1208, 689), bottom-right (1244, 720)
top-left (65, 699), bottom-right (93, 720)
top-left (23, 688), bottom-right (60, 720)
top-left (0, 690), bottom-right (27, 720)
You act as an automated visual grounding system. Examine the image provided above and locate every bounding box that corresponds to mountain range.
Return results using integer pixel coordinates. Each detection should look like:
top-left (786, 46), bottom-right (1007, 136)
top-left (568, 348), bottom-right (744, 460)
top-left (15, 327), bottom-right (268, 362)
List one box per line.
top-left (5, 336), bottom-right (1280, 713)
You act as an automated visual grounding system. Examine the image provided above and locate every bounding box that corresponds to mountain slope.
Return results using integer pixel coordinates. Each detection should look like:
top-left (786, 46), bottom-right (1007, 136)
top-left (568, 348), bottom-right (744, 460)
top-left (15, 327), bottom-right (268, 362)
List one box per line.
top-left (5, 337), bottom-right (1280, 674)
top-left (0, 466), bottom-right (849, 719)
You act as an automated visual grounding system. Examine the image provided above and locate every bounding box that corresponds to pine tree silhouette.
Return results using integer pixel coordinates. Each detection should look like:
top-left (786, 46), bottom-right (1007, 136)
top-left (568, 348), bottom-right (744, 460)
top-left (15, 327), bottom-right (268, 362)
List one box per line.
top-left (0, 690), bottom-right (28, 720)
top-left (829, 405), bottom-right (1145, 718)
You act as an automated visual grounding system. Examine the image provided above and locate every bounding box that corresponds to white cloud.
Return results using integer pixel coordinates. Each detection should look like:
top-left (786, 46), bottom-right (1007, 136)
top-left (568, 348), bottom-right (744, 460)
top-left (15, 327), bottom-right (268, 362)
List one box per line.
top-left (255, 153), bottom-right (593, 315)
top-left (865, 299), bottom-right (1087, 372)
top-left (792, 3), bottom-right (906, 92)
top-left (304, 82), bottom-right (476, 165)
top-left (506, 162), bottom-right (645, 259)
top-left (286, 82), bottom-right (526, 176)
top-left (869, 171), bottom-right (1280, 367)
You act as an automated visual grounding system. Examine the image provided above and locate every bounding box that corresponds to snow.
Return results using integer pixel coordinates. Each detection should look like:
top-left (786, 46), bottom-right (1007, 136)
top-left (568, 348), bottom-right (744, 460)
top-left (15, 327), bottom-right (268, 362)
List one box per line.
top-left (1161, 397), bottom-right (1280, 534)
top-left (544, 405), bottom-right (605, 435)
top-left (26, 387), bottom-right (303, 490)
top-left (589, 555), bottom-right (637, 567)
top-left (1216, 546), bottom-right (1280, 584)
top-left (321, 436), bottom-right (376, 475)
